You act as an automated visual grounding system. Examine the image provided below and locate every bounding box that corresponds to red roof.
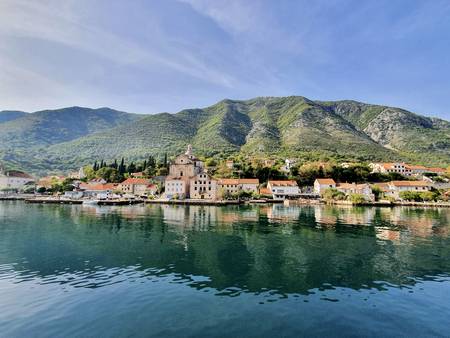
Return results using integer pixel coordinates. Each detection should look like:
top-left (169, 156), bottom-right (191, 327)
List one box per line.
top-left (121, 178), bottom-right (151, 185)
top-left (315, 178), bottom-right (336, 185)
top-left (239, 179), bottom-right (259, 184)
top-left (389, 180), bottom-right (431, 187)
top-left (268, 180), bottom-right (298, 187)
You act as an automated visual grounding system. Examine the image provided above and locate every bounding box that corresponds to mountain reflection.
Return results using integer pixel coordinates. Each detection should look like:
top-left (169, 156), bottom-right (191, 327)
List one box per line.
top-left (1, 202), bottom-right (450, 296)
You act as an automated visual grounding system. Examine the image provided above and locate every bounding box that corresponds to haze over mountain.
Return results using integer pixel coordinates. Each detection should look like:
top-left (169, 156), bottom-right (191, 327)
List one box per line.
top-left (0, 96), bottom-right (448, 174)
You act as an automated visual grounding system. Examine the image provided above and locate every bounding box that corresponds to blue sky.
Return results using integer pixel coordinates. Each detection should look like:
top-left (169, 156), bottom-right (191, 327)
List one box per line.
top-left (1, 0), bottom-right (449, 119)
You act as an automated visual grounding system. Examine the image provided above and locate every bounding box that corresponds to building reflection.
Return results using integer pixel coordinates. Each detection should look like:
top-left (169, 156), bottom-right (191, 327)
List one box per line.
top-left (2, 202), bottom-right (449, 297)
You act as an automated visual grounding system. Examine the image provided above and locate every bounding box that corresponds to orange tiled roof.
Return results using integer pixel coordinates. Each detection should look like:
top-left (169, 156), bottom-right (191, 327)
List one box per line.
top-left (121, 178), bottom-right (151, 185)
top-left (390, 180), bottom-right (431, 187)
top-left (218, 178), bottom-right (240, 185)
top-left (315, 178), bottom-right (336, 185)
top-left (239, 178), bottom-right (259, 184)
top-left (428, 167), bottom-right (445, 173)
top-left (269, 180), bottom-right (298, 187)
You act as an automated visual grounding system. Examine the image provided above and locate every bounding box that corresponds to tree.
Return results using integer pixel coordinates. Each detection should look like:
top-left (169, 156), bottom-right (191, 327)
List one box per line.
top-left (118, 158), bottom-right (126, 175)
top-left (349, 193), bottom-right (366, 205)
top-left (322, 188), bottom-right (345, 201)
top-left (399, 191), bottom-right (422, 201)
top-left (96, 167), bottom-right (123, 183)
top-left (371, 185), bottom-right (383, 201)
top-left (420, 191), bottom-right (437, 202)
top-left (127, 162), bottom-right (136, 174)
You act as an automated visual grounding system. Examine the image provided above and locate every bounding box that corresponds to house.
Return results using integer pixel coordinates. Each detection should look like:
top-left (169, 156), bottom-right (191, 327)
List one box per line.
top-left (190, 173), bottom-right (217, 200)
top-left (119, 178), bottom-right (153, 196)
top-left (267, 180), bottom-right (300, 200)
top-left (370, 162), bottom-right (412, 176)
top-left (370, 162), bottom-right (446, 177)
top-left (386, 181), bottom-right (432, 200)
top-left (0, 165), bottom-right (34, 191)
top-left (280, 159), bottom-right (294, 173)
top-left (69, 167), bottom-right (86, 180)
top-left (336, 182), bottom-right (375, 201)
top-left (79, 183), bottom-right (119, 199)
top-left (164, 145), bottom-right (205, 199)
top-left (165, 177), bottom-right (188, 199)
top-left (314, 178), bottom-right (336, 195)
top-left (217, 178), bottom-right (259, 198)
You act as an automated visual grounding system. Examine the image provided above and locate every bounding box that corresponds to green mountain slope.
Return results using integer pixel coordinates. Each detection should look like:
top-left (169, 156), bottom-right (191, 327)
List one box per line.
top-left (0, 110), bottom-right (28, 123)
top-left (320, 100), bottom-right (450, 163)
top-left (1, 97), bottom-right (448, 173)
top-left (0, 106), bottom-right (141, 149)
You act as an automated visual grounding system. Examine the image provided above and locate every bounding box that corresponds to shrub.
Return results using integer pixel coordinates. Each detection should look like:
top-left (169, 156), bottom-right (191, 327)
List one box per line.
top-left (349, 193), bottom-right (366, 205)
top-left (322, 188), bottom-right (346, 201)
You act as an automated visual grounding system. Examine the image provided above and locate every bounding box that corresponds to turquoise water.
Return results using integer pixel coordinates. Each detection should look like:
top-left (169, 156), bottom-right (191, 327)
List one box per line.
top-left (1, 202), bottom-right (450, 337)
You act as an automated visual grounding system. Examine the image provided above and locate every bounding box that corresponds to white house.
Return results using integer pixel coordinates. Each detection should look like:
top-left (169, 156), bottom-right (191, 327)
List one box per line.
top-left (314, 178), bottom-right (336, 195)
top-left (386, 180), bottom-right (432, 200)
top-left (267, 180), bottom-right (300, 200)
top-left (165, 178), bottom-right (187, 199)
top-left (0, 165), bottom-right (34, 191)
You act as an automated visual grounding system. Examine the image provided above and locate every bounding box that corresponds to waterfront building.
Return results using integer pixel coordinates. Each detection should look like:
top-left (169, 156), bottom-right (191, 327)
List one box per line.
top-left (336, 182), bottom-right (375, 201)
top-left (119, 178), bottom-right (154, 196)
top-left (0, 164), bottom-right (34, 191)
top-left (217, 178), bottom-right (259, 198)
top-left (267, 180), bottom-right (300, 200)
top-left (190, 173), bottom-right (217, 200)
top-left (313, 178), bottom-right (336, 195)
top-left (385, 180), bottom-right (432, 199)
top-left (79, 183), bottom-right (119, 199)
top-left (164, 145), bottom-right (205, 199)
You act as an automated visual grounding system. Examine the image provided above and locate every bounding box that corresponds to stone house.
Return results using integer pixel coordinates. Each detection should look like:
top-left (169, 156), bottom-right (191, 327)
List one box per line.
top-left (313, 178), bottom-right (336, 195)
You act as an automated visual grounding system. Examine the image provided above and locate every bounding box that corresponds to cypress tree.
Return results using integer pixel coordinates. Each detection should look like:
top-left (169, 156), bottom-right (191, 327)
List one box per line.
top-left (119, 158), bottom-right (125, 175)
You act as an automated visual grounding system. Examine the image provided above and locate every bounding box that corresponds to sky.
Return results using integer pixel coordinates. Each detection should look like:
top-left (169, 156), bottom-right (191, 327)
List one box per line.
top-left (0, 0), bottom-right (449, 119)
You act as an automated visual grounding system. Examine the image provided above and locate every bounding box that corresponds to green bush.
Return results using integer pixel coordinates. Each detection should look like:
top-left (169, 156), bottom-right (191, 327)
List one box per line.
top-left (322, 188), bottom-right (346, 201)
top-left (349, 193), bottom-right (366, 205)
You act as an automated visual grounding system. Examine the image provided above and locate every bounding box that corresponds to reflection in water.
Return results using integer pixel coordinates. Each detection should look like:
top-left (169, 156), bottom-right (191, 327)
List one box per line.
top-left (1, 202), bottom-right (450, 337)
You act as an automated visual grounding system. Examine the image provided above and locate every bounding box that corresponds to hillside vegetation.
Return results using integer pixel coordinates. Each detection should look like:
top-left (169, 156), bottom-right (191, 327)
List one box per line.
top-left (0, 97), bottom-right (448, 174)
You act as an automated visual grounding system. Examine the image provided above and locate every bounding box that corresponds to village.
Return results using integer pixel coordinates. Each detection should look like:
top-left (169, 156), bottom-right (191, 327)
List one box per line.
top-left (0, 145), bottom-right (449, 206)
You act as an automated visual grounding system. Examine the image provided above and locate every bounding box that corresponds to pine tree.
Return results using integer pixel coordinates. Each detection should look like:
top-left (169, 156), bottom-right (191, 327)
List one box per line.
top-left (93, 161), bottom-right (98, 171)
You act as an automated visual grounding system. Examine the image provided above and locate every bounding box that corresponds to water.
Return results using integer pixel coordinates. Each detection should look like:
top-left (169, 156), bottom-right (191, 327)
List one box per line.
top-left (1, 202), bottom-right (450, 337)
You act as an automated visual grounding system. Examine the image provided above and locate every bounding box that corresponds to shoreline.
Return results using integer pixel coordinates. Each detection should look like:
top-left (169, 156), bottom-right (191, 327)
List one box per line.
top-left (1, 195), bottom-right (449, 208)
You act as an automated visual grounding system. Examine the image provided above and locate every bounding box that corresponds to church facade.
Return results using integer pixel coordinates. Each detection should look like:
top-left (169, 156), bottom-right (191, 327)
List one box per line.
top-left (165, 145), bottom-right (213, 199)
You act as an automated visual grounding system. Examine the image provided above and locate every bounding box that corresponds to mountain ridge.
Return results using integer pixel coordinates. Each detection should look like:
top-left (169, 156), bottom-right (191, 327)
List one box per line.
top-left (1, 96), bottom-right (448, 174)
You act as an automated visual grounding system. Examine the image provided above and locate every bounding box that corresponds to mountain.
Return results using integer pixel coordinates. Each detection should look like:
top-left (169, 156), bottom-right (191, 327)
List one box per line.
top-left (0, 107), bottom-right (142, 172)
top-left (0, 110), bottom-right (28, 123)
top-left (0, 97), bottom-right (448, 173)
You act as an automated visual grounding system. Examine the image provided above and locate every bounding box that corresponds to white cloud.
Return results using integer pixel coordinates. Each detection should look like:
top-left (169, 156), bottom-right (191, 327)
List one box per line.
top-left (0, 0), bottom-right (236, 88)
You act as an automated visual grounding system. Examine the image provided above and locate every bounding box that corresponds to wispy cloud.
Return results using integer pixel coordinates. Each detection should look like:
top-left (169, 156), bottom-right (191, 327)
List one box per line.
top-left (0, 0), bottom-right (235, 88)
